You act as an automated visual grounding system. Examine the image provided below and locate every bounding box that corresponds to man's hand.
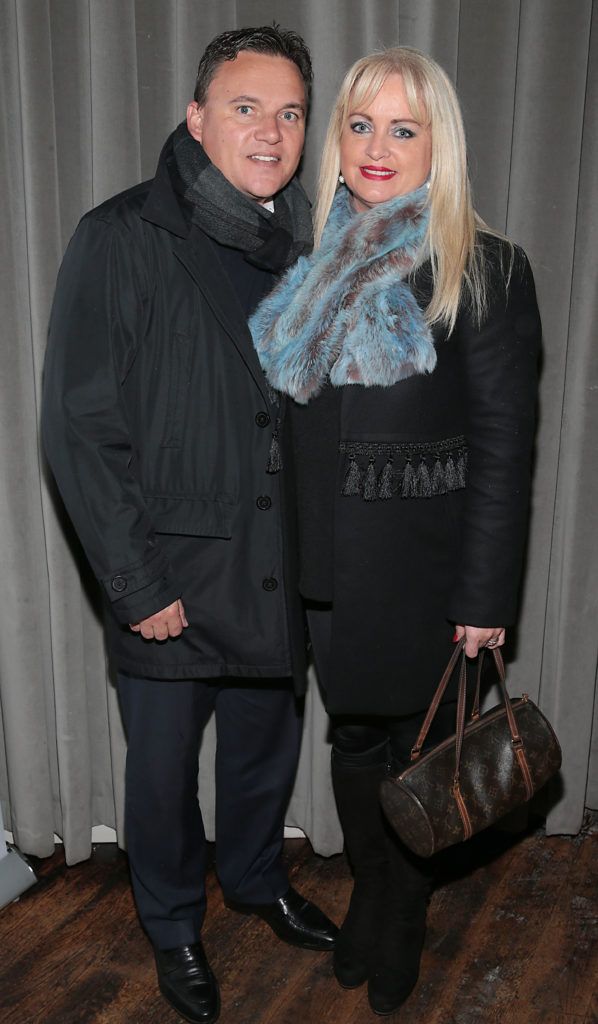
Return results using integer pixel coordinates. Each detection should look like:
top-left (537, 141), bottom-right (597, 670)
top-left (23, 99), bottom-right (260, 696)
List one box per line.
top-left (454, 624), bottom-right (505, 658)
top-left (129, 599), bottom-right (189, 641)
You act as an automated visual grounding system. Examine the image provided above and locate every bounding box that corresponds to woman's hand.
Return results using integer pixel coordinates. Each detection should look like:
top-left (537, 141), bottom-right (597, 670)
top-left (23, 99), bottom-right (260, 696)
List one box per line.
top-left (454, 624), bottom-right (505, 658)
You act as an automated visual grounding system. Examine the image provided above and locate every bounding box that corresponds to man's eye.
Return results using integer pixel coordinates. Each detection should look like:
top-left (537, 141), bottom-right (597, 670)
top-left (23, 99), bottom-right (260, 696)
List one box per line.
top-left (350, 121), bottom-right (371, 134)
top-left (281, 111), bottom-right (299, 122)
top-left (237, 105), bottom-right (253, 115)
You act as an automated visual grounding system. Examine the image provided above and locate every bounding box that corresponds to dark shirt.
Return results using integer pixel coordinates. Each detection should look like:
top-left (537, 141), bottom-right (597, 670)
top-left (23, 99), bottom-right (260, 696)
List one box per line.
top-left (215, 243), bottom-right (276, 317)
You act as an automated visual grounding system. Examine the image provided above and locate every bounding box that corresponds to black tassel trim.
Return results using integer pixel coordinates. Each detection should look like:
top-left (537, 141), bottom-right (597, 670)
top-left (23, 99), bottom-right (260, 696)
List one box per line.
top-left (339, 435), bottom-right (467, 501)
top-left (431, 457), bottom-right (447, 495)
top-left (401, 458), bottom-right (417, 498)
top-left (444, 454), bottom-right (457, 491)
top-left (266, 432), bottom-right (281, 473)
top-left (377, 459), bottom-right (396, 499)
top-left (266, 419), bottom-right (282, 474)
top-left (342, 455), bottom-right (363, 496)
top-left (456, 449), bottom-right (467, 488)
top-left (363, 458), bottom-right (378, 501)
top-left (415, 458), bottom-right (432, 497)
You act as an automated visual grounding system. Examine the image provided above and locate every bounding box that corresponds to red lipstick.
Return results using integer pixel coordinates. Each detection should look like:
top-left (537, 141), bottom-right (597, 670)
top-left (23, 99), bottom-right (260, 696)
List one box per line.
top-left (359, 166), bottom-right (396, 180)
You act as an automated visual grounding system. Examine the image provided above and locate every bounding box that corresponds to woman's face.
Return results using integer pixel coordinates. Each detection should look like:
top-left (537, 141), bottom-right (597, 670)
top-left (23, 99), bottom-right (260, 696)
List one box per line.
top-left (339, 73), bottom-right (432, 213)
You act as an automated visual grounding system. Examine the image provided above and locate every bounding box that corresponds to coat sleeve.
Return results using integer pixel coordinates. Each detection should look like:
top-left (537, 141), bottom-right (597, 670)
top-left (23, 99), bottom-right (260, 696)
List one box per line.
top-left (41, 214), bottom-right (181, 624)
top-left (446, 243), bottom-right (541, 627)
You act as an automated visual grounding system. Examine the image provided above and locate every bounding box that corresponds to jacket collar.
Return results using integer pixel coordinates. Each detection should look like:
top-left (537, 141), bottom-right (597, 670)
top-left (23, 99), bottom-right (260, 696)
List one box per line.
top-left (142, 133), bottom-right (271, 407)
top-left (140, 137), bottom-right (191, 238)
top-left (174, 230), bottom-right (271, 404)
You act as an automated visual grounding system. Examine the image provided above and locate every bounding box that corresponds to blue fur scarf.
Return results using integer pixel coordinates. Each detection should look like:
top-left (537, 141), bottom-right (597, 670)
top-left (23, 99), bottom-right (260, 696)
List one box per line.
top-left (249, 183), bottom-right (435, 404)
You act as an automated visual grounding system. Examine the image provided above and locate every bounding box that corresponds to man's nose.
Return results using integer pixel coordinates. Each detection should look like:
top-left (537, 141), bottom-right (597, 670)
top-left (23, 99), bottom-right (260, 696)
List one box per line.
top-left (255, 115), bottom-right (282, 144)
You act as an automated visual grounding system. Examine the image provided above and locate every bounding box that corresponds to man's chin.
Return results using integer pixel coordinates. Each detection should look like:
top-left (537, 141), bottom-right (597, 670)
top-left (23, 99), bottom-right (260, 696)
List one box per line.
top-left (242, 176), bottom-right (293, 204)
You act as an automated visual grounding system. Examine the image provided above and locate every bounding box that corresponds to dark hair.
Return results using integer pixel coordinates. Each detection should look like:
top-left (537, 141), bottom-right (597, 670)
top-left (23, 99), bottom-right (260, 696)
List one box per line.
top-left (193, 25), bottom-right (313, 105)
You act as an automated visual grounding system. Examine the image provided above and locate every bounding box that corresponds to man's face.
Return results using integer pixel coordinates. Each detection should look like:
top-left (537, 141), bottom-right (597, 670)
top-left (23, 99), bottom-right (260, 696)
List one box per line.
top-left (187, 51), bottom-right (307, 203)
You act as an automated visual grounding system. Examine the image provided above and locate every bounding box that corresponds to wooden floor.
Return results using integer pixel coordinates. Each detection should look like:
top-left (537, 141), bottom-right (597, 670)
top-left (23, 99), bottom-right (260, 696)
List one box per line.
top-left (1, 825), bottom-right (597, 1024)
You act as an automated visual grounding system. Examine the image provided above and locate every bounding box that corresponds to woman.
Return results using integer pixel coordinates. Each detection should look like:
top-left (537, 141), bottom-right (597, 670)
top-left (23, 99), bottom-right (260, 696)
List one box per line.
top-left (250, 47), bottom-right (541, 1014)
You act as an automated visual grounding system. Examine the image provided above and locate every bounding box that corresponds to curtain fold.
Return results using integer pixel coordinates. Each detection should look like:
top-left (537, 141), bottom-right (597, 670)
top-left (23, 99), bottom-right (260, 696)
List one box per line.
top-left (1, 0), bottom-right (61, 860)
top-left (534, 1), bottom-right (598, 832)
top-left (0, 0), bottom-right (596, 864)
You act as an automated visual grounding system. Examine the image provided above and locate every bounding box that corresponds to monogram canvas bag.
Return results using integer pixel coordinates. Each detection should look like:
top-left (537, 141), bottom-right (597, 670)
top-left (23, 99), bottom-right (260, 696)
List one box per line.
top-left (379, 639), bottom-right (562, 857)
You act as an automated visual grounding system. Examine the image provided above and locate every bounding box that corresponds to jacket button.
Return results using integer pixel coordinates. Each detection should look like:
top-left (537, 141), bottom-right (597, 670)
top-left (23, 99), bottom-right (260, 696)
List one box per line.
top-left (262, 577), bottom-right (278, 591)
top-left (256, 495), bottom-right (272, 511)
top-left (111, 576), bottom-right (127, 593)
top-left (255, 411), bottom-right (271, 428)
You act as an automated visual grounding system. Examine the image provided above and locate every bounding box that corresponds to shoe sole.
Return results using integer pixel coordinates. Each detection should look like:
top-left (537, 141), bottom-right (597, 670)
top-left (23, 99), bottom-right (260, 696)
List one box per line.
top-left (336, 977), bottom-right (367, 990)
top-left (369, 994), bottom-right (414, 1016)
top-left (368, 980), bottom-right (417, 1015)
top-left (271, 934), bottom-right (336, 951)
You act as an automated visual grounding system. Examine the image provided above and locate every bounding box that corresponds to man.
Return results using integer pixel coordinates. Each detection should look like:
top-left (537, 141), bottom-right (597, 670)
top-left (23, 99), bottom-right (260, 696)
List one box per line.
top-left (42, 26), bottom-right (336, 1024)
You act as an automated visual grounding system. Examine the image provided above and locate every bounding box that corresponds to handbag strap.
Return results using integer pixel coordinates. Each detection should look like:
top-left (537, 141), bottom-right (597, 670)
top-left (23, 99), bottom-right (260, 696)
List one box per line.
top-left (410, 641), bottom-right (534, 800)
top-left (454, 646), bottom-right (534, 801)
top-left (412, 639), bottom-right (485, 758)
top-left (486, 648), bottom-right (534, 799)
top-left (470, 649), bottom-right (485, 720)
top-left (410, 637), bottom-right (466, 760)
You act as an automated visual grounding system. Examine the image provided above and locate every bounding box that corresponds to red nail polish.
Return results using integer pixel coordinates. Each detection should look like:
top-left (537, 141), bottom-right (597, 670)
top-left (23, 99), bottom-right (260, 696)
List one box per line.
top-left (452, 632), bottom-right (460, 643)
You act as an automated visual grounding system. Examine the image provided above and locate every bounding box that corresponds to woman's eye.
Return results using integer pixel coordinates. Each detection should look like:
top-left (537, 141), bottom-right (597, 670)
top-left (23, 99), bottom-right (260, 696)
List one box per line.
top-left (393, 126), bottom-right (415, 139)
top-left (350, 121), bottom-right (371, 134)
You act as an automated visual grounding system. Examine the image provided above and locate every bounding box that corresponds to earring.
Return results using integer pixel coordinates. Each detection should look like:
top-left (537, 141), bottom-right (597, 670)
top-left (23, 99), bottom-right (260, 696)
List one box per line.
top-left (338, 173), bottom-right (345, 184)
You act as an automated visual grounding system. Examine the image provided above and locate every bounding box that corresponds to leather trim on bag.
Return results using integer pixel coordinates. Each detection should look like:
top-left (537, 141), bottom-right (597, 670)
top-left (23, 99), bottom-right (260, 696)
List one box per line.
top-left (452, 781), bottom-right (473, 840)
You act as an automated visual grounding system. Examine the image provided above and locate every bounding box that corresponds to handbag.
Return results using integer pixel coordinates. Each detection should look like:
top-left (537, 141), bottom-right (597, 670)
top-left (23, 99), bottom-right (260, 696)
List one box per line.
top-left (379, 638), bottom-right (562, 857)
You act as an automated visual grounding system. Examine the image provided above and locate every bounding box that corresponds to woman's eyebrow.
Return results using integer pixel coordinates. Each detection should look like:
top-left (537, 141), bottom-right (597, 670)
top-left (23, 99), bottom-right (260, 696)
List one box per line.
top-left (348, 110), bottom-right (420, 125)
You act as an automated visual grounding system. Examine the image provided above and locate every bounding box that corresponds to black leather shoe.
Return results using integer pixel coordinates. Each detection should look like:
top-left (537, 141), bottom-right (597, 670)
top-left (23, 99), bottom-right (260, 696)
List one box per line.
top-left (154, 942), bottom-right (220, 1024)
top-left (228, 886), bottom-right (338, 951)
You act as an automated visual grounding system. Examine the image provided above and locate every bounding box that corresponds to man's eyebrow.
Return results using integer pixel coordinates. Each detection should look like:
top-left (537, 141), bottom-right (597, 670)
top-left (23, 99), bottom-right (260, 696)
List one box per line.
top-left (229, 95), bottom-right (305, 112)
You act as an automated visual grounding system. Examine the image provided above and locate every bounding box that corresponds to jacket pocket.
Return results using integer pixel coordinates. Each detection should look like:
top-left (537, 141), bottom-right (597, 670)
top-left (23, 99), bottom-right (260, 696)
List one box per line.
top-left (145, 494), bottom-right (236, 539)
top-left (161, 332), bottom-right (191, 448)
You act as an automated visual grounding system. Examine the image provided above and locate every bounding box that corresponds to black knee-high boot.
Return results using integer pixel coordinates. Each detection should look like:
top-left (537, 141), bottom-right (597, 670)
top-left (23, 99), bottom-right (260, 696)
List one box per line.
top-left (331, 740), bottom-right (390, 989)
top-left (365, 700), bottom-right (456, 1013)
top-left (367, 811), bottom-right (433, 1013)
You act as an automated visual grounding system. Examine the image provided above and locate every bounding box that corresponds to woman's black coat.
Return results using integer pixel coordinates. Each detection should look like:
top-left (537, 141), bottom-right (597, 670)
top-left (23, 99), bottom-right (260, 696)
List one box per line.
top-left (295, 240), bottom-right (541, 716)
top-left (42, 142), bottom-right (305, 686)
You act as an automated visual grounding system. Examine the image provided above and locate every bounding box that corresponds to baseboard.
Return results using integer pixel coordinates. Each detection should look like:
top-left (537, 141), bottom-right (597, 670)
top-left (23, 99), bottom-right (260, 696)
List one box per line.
top-left (5, 825), bottom-right (306, 846)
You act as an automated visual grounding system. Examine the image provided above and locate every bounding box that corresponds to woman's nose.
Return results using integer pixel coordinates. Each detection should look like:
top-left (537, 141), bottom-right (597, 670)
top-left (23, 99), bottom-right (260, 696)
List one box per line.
top-left (366, 133), bottom-right (390, 162)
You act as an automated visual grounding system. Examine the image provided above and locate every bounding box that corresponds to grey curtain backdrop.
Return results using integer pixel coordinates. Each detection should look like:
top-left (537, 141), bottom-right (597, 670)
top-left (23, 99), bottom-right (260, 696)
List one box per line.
top-left (1, 0), bottom-right (596, 865)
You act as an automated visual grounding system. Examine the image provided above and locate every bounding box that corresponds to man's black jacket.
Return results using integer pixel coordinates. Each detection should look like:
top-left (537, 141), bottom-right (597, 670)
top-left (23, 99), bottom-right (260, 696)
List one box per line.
top-left (42, 140), bottom-right (306, 686)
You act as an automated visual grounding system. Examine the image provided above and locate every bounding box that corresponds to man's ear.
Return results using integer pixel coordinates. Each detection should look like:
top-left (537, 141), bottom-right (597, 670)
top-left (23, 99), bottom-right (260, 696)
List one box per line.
top-left (186, 101), bottom-right (203, 142)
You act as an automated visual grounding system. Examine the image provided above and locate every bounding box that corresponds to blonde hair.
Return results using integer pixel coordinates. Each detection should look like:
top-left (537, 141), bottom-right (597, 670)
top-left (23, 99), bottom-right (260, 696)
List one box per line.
top-left (314, 47), bottom-right (503, 332)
